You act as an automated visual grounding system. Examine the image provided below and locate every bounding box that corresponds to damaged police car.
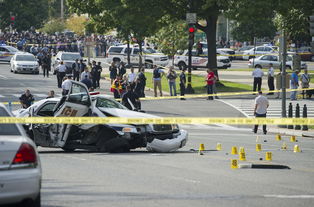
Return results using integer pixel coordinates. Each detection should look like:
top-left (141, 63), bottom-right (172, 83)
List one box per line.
top-left (15, 81), bottom-right (188, 153)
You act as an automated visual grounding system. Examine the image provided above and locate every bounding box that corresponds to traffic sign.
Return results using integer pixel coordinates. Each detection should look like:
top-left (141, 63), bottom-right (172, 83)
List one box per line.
top-left (186, 13), bottom-right (196, 24)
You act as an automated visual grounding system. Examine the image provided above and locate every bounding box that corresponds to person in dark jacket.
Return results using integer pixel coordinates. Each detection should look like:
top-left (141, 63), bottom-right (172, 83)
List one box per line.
top-left (122, 85), bottom-right (141, 110)
top-left (19, 89), bottom-right (34, 109)
top-left (81, 75), bottom-right (93, 89)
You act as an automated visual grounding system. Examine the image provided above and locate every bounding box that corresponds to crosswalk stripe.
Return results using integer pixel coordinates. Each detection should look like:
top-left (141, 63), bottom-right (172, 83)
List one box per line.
top-left (221, 99), bottom-right (314, 118)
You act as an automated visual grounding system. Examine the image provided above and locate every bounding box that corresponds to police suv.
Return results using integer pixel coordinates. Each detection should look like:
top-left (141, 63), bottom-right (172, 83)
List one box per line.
top-left (174, 50), bottom-right (231, 70)
top-left (106, 45), bottom-right (169, 68)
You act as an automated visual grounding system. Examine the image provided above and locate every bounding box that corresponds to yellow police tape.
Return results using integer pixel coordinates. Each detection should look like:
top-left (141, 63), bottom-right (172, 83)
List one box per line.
top-left (2, 88), bottom-right (314, 104)
top-left (0, 117), bottom-right (313, 125)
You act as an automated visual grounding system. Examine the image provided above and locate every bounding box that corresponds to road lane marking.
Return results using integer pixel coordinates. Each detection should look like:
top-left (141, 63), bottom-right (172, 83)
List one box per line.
top-left (264, 195), bottom-right (314, 199)
top-left (0, 75), bottom-right (8, 80)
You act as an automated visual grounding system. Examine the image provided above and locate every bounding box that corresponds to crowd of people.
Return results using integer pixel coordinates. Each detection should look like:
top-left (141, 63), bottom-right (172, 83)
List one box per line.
top-left (252, 64), bottom-right (312, 101)
top-left (0, 30), bottom-right (121, 57)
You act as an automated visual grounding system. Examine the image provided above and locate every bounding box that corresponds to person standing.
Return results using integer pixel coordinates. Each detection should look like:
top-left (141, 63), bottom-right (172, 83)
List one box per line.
top-left (72, 59), bottom-right (80, 81)
top-left (253, 91), bottom-right (269, 134)
top-left (267, 63), bottom-right (275, 95)
top-left (91, 61), bottom-right (98, 89)
top-left (56, 61), bottom-right (67, 88)
top-left (81, 65), bottom-right (91, 81)
top-left (290, 70), bottom-right (300, 100)
top-left (179, 68), bottom-right (186, 100)
top-left (301, 69), bottom-right (311, 99)
top-left (167, 66), bottom-right (177, 96)
top-left (252, 66), bottom-right (264, 93)
top-left (118, 61), bottom-right (126, 77)
top-left (109, 62), bottom-right (118, 84)
top-left (96, 62), bottom-right (102, 88)
top-left (205, 69), bottom-right (216, 100)
top-left (152, 65), bottom-right (165, 97)
top-left (61, 75), bottom-right (72, 95)
top-left (81, 75), bottom-right (93, 90)
top-left (19, 89), bottom-right (34, 109)
top-left (42, 52), bottom-right (50, 78)
top-left (128, 67), bottom-right (137, 88)
top-left (79, 59), bottom-right (86, 73)
top-left (137, 68), bottom-right (146, 97)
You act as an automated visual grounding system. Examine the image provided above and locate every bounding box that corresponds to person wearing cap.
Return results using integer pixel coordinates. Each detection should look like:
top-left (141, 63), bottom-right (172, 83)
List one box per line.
top-left (61, 74), bottom-right (72, 95)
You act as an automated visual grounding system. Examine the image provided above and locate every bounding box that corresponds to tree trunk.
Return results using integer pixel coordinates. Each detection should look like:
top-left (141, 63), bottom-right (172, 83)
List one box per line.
top-left (205, 15), bottom-right (220, 81)
top-left (138, 41), bottom-right (143, 71)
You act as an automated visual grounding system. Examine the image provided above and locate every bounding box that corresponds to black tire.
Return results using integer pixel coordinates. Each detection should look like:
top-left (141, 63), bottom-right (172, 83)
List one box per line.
top-left (35, 71), bottom-right (39, 74)
top-left (113, 58), bottom-right (121, 62)
top-left (255, 64), bottom-right (262, 68)
top-left (145, 61), bottom-right (153, 69)
top-left (178, 62), bottom-right (187, 70)
top-left (20, 193), bottom-right (40, 207)
top-left (14, 70), bottom-right (17, 74)
top-left (104, 137), bottom-right (130, 153)
top-left (249, 56), bottom-right (255, 59)
top-left (286, 65), bottom-right (291, 70)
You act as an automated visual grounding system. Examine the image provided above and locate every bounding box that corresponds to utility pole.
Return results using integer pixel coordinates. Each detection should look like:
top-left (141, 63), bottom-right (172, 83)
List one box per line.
top-left (61, 0), bottom-right (64, 20)
top-left (185, 0), bottom-right (196, 94)
top-left (281, 30), bottom-right (287, 120)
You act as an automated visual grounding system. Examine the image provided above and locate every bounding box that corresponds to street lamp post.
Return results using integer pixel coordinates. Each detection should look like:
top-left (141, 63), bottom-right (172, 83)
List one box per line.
top-left (61, 0), bottom-right (64, 20)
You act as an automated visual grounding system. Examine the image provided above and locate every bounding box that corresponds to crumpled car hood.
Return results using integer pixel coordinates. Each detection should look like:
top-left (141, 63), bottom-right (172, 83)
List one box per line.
top-left (98, 107), bottom-right (159, 118)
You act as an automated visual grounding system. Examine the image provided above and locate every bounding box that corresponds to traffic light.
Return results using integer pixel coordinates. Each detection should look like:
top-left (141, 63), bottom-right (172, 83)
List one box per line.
top-left (309, 15), bottom-right (314, 36)
top-left (188, 25), bottom-right (195, 47)
top-left (10, 16), bottom-right (15, 26)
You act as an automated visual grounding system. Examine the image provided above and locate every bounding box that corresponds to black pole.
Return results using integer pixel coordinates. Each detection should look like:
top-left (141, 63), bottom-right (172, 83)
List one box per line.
top-left (295, 103), bottom-right (301, 130)
top-left (302, 104), bottom-right (308, 131)
top-left (186, 34), bottom-right (194, 94)
top-left (127, 40), bottom-right (131, 66)
top-left (288, 103), bottom-right (293, 129)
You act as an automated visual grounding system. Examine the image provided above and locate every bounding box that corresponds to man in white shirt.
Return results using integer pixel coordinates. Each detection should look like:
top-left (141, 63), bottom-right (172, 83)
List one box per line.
top-left (61, 74), bottom-right (72, 95)
top-left (128, 67), bottom-right (137, 86)
top-left (56, 61), bottom-right (67, 88)
top-left (252, 66), bottom-right (264, 92)
top-left (267, 63), bottom-right (275, 95)
top-left (253, 91), bottom-right (269, 134)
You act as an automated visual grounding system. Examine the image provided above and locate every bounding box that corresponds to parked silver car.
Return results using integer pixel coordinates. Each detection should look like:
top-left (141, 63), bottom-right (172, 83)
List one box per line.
top-left (0, 103), bottom-right (41, 207)
top-left (10, 52), bottom-right (39, 74)
top-left (248, 54), bottom-right (308, 70)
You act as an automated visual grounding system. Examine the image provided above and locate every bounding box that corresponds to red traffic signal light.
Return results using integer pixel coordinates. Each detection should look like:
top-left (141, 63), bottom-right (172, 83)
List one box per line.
top-left (10, 16), bottom-right (15, 21)
top-left (189, 27), bottom-right (195, 33)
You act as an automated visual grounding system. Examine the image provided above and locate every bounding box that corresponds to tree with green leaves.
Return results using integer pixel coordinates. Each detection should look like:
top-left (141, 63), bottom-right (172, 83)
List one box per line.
top-left (149, 17), bottom-right (188, 64)
top-left (67, 0), bottom-right (165, 69)
top-left (40, 18), bottom-right (66, 35)
top-left (0, 0), bottom-right (49, 31)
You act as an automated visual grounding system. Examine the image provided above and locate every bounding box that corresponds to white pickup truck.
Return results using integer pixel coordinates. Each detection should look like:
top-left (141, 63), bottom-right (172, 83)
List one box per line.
top-left (174, 50), bottom-right (231, 70)
top-left (106, 45), bottom-right (169, 68)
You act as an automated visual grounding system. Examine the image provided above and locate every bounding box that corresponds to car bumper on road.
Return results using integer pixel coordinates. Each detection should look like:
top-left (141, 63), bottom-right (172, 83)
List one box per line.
top-left (146, 129), bottom-right (188, 152)
top-left (0, 168), bottom-right (41, 205)
top-left (16, 67), bottom-right (39, 73)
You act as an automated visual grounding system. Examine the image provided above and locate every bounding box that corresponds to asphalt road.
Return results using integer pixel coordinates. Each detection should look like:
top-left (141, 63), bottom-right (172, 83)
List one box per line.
top-left (1, 62), bottom-right (314, 207)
